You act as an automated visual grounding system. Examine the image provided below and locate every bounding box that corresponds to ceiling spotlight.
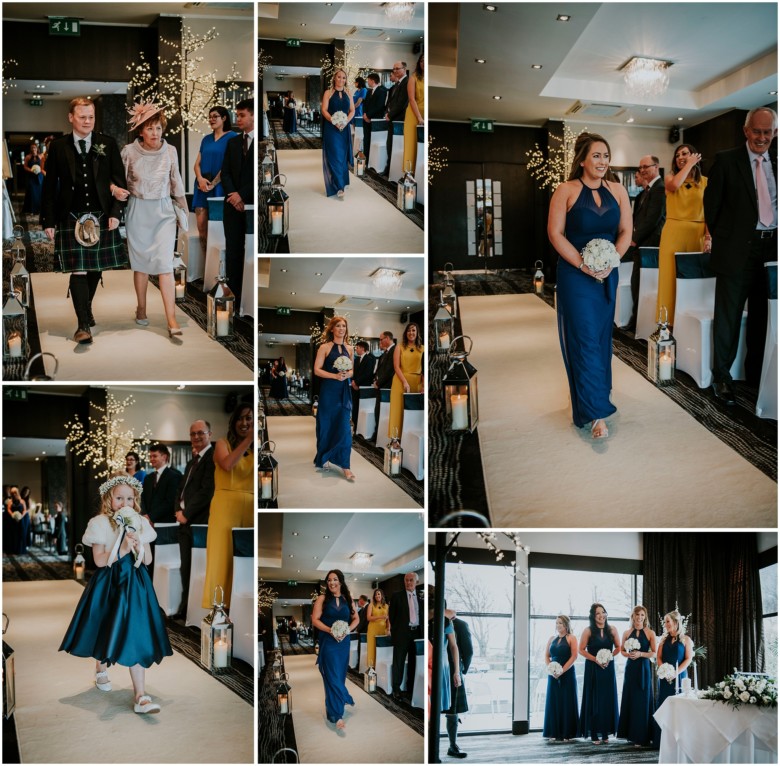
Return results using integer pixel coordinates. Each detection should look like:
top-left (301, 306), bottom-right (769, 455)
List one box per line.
top-left (677, 116), bottom-right (684, 121)
top-left (493, 95), bottom-right (502, 100)
top-left (556, 14), bottom-right (571, 21)
top-left (385, 36), bottom-right (390, 41)
top-left (300, 22), bottom-right (306, 26)
top-left (531, 64), bottom-right (542, 70)
top-left (314, 272), bottom-right (322, 276)
top-left (288, 554), bottom-right (294, 558)
top-left (290, 291), bottom-right (296, 295)
top-left (292, 531), bottom-right (299, 536)
top-left (373, 306), bottom-right (379, 310)
top-left (323, 535), bottom-right (330, 539)
top-left (475, 58), bottom-right (486, 64)
top-left (281, 268), bottom-right (288, 272)
top-left (646, 107), bottom-right (653, 112)
top-left (484, 4), bottom-right (497, 11)
top-left (626, 117), bottom-right (635, 123)
top-left (770, 91), bottom-right (778, 95)
top-left (41, 451), bottom-right (46, 455)
top-left (621, 55), bottom-right (673, 98)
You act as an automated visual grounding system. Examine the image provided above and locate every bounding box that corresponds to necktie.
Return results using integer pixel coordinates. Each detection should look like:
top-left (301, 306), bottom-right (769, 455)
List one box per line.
top-left (407, 590), bottom-right (417, 625)
top-left (154, 471), bottom-right (159, 487)
top-left (78, 139), bottom-right (87, 156)
top-left (179, 453), bottom-right (200, 508)
top-left (242, 133), bottom-right (249, 157)
top-left (756, 156), bottom-right (773, 227)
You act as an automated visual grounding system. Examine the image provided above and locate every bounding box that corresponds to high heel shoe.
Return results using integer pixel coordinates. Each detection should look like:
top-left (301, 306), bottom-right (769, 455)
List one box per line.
top-left (168, 326), bottom-right (183, 338)
top-left (135, 309), bottom-right (149, 326)
top-left (343, 470), bottom-right (356, 482)
top-left (591, 419), bottom-right (609, 439)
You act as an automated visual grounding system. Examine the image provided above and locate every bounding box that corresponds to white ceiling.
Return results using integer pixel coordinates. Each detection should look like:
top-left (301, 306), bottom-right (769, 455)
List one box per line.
top-left (430, 2), bottom-right (778, 129)
top-left (259, 511), bottom-right (425, 602)
top-left (259, 2), bottom-right (424, 45)
top-left (3, 436), bottom-right (67, 461)
top-left (9, 80), bottom-right (127, 105)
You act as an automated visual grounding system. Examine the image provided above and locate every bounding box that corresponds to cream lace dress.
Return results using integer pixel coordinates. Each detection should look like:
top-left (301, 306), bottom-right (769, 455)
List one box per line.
top-left (121, 139), bottom-right (187, 275)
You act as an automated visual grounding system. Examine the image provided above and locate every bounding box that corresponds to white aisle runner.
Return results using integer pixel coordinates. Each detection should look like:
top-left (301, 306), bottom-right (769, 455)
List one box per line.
top-left (282, 654), bottom-right (423, 763)
top-left (4, 580), bottom-right (253, 763)
top-left (459, 294), bottom-right (776, 526)
top-left (278, 149), bottom-right (423, 254)
top-left (32, 270), bottom-right (250, 381)
top-left (268, 415), bottom-right (419, 509)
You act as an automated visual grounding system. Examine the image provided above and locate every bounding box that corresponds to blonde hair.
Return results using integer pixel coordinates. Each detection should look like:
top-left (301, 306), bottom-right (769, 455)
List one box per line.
top-left (556, 614), bottom-right (573, 634)
top-left (324, 315), bottom-right (349, 343)
top-left (99, 473), bottom-right (142, 519)
top-left (631, 605), bottom-right (649, 627)
top-left (664, 610), bottom-right (685, 636)
top-left (69, 97), bottom-right (94, 114)
top-left (331, 68), bottom-right (348, 89)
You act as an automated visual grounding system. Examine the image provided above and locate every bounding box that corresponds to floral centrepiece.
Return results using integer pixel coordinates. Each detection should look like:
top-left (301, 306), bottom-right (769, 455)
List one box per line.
top-left (699, 671), bottom-right (777, 710)
top-left (657, 662), bottom-right (677, 683)
top-left (547, 661), bottom-right (563, 677)
top-left (330, 619), bottom-right (349, 641)
top-left (331, 111), bottom-right (348, 131)
top-left (624, 637), bottom-right (641, 654)
top-left (582, 238), bottom-right (620, 273)
top-left (596, 648), bottom-right (613, 666)
top-left (333, 356), bottom-right (353, 373)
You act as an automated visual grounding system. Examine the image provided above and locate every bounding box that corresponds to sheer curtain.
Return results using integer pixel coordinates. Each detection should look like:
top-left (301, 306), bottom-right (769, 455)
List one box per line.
top-left (643, 533), bottom-right (764, 687)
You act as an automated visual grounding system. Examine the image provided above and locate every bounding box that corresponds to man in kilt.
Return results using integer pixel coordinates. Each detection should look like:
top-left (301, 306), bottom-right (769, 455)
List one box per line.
top-left (42, 97), bottom-right (128, 344)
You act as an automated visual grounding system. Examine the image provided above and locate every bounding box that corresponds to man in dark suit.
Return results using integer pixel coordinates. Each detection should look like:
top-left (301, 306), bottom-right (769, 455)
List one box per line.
top-left (351, 340), bottom-right (377, 431)
top-left (372, 331), bottom-right (396, 443)
top-left (383, 62), bottom-right (409, 177)
top-left (173, 420), bottom-right (215, 619)
top-left (221, 98), bottom-right (254, 306)
top-left (362, 72), bottom-right (388, 166)
top-left (41, 97), bottom-right (128, 345)
top-left (356, 595), bottom-right (370, 635)
top-left (704, 106), bottom-right (778, 405)
top-left (624, 155), bottom-right (666, 331)
top-left (141, 443), bottom-right (182, 577)
top-left (444, 608), bottom-right (474, 759)
top-left (388, 571), bottom-right (422, 702)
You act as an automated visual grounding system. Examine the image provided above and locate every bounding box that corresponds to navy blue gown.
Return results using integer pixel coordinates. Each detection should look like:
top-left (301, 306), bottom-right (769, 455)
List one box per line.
top-left (579, 628), bottom-right (619, 740)
top-left (322, 90), bottom-right (352, 197)
top-left (60, 541), bottom-right (172, 668)
top-left (543, 635), bottom-right (579, 739)
top-left (557, 180), bottom-right (620, 427)
top-left (315, 344), bottom-right (353, 470)
top-left (617, 628), bottom-right (654, 745)
top-left (653, 637), bottom-right (687, 746)
top-left (317, 596), bottom-right (355, 723)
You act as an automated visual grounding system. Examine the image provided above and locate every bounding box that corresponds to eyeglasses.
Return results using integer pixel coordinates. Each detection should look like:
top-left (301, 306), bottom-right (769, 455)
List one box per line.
top-left (638, 164), bottom-right (657, 170)
top-left (392, 66), bottom-right (404, 71)
top-left (189, 431), bottom-right (210, 437)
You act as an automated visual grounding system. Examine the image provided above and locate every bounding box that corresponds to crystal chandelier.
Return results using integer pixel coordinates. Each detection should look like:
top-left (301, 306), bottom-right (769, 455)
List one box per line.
top-left (384, 2), bottom-right (416, 23)
top-left (349, 551), bottom-right (373, 570)
top-left (371, 267), bottom-right (404, 294)
top-left (621, 56), bottom-right (672, 98)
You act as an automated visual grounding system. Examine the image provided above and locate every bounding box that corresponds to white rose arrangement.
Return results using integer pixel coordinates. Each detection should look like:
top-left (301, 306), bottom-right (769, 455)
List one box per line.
top-left (547, 661), bottom-right (563, 677)
top-left (330, 619), bottom-right (349, 641)
top-left (699, 671), bottom-right (777, 709)
top-left (31, 165), bottom-right (41, 175)
top-left (333, 355), bottom-right (353, 373)
top-left (331, 111), bottom-right (348, 131)
top-left (581, 238), bottom-right (620, 283)
top-left (624, 637), bottom-right (641, 654)
top-left (657, 662), bottom-right (677, 683)
top-left (596, 648), bottom-right (613, 667)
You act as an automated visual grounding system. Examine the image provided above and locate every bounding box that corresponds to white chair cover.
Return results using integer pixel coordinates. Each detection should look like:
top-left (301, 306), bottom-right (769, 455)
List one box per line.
top-left (352, 634), bottom-right (362, 671)
top-left (356, 387), bottom-right (376, 440)
top-left (239, 206), bottom-right (255, 319)
top-left (203, 197), bottom-right (226, 291)
top-left (375, 635), bottom-right (396, 694)
top-left (368, 125), bottom-right (388, 173)
top-left (613, 261), bottom-right (634, 328)
top-left (635, 247), bottom-right (659, 341)
top-left (756, 262), bottom-right (778, 419)
top-left (186, 524), bottom-right (209, 628)
top-left (178, 211), bottom-right (203, 281)
top-left (229, 527), bottom-right (255, 666)
top-left (401, 393), bottom-right (424, 480)
top-left (411, 638), bottom-right (425, 708)
top-left (388, 121), bottom-right (405, 181)
top-left (152, 522), bottom-right (182, 616)
top-left (352, 125), bottom-right (364, 157)
top-left (415, 136), bottom-right (425, 206)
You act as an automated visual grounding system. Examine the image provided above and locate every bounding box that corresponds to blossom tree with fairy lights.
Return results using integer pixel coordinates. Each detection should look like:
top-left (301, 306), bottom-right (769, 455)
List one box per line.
top-left (320, 43), bottom-right (370, 86)
top-left (526, 122), bottom-right (588, 192)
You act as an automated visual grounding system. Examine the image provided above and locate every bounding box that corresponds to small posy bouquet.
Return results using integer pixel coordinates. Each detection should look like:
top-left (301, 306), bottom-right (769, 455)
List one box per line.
top-left (596, 648), bottom-right (613, 666)
top-left (624, 637), bottom-right (641, 654)
top-left (11, 511), bottom-right (22, 521)
top-left (333, 355), bottom-right (353, 373)
top-left (31, 165), bottom-right (41, 175)
top-left (657, 662), bottom-right (677, 683)
top-left (547, 661), bottom-right (563, 677)
top-left (330, 619), bottom-right (349, 641)
top-left (279, 370), bottom-right (286, 377)
top-left (581, 238), bottom-right (620, 282)
top-left (331, 111), bottom-right (348, 131)
top-left (111, 506), bottom-right (145, 568)
top-left (699, 670), bottom-right (777, 709)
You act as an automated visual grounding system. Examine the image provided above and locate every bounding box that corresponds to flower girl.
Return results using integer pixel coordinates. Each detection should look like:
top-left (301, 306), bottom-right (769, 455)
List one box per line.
top-left (59, 475), bottom-right (172, 713)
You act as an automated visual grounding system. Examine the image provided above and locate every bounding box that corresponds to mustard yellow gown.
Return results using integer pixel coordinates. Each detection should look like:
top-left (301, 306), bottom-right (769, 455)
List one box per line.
top-left (402, 75), bottom-right (425, 174)
top-left (388, 344), bottom-right (424, 438)
top-left (201, 439), bottom-right (254, 608)
top-left (656, 176), bottom-right (708, 326)
top-left (366, 603), bottom-right (389, 668)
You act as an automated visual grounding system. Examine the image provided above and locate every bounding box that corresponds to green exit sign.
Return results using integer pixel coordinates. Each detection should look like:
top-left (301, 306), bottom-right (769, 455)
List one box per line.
top-left (286, 38), bottom-right (301, 48)
top-left (287, 580), bottom-right (298, 586)
top-left (3, 388), bottom-right (28, 402)
top-left (49, 17), bottom-right (81, 36)
top-left (276, 306), bottom-right (291, 316)
top-left (471, 119), bottom-right (494, 133)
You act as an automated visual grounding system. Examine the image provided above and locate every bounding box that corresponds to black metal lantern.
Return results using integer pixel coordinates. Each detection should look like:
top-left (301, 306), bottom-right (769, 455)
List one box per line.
top-left (10, 245), bottom-right (30, 309)
top-left (207, 253), bottom-right (235, 339)
top-left (267, 174), bottom-right (289, 238)
top-left (648, 306), bottom-right (676, 386)
top-left (396, 162), bottom-right (417, 212)
top-left (73, 543), bottom-right (86, 581)
top-left (364, 665), bottom-right (377, 693)
top-left (533, 260), bottom-right (545, 296)
top-left (2, 614), bottom-right (15, 719)
top-left (271, 651), bottom-right (283, 681)
top-left (442, 277), bottom-right (458, 320)
top-left (312, 395), bottom-right (319, 418)
top-left (173, 251), bottom-right (187, 303)
top-left (277, 672), bottom-right (292, 714)
top-left (3, 291), bottom-right (26, 362)
top-left (261, 150), bottom-right (275, 188)
top-left (383, 428), bottom-right (403, 477)
top-left (258, 440), bottom-right (279, 502)
top-left (433, 293), bottom-right (454, 354)
top-left (200, 586), bottom-right (233, 673)
top-left (355, 140), bottom-right (366, 178)
top-left (443, 336), bottom-right (479, 432)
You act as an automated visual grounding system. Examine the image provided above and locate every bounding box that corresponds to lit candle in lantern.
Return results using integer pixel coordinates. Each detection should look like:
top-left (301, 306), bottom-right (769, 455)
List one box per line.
top-left (261, 475), bottom-right (273, 499)
top-left (391, 454), bottom-right (401, 475)
top-left (264, 168), bottom-right (273, 185)
top-left (675, 662), bottom-right (679, 694)
top-left (271, 210), bottom-right (283, 235)
top-left (438, 331), bottom-right (450, 350)
top-left (279, 694), bottom-right (288, 714)
top-left (451, 394), bottom-right (468, 430)
top-left (175, 283), bottom-right (185, 300)
top-left (216, 310), bottom-right (230, 337)
top-left (659, 351), bottom-right (673, 381)
top-left (7, 332), bottom-right (22, 358)
top-left (693, 662), bottom-right (698, 691)
top-left (404, 187), bottom-right (415, 211)
top-left (213, 638), bottom-right (229, 668)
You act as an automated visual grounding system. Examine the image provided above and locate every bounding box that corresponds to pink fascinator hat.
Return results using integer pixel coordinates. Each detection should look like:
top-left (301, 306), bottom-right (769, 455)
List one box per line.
top-left (127, 99), bottom-right (164, 130)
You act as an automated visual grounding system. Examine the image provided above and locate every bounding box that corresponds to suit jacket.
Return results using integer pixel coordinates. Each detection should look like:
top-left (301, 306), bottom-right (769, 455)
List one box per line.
top-left (632, 177), bottom-right (666, 248)
top-left (353, 352), bottom-right (376, 387)
top-left (356, 605), bottom-right (369, 635)
top-left (178, 446), bottom-right (216, 525)
top-left (386, 76), bottom-right (410, 123)
top-left (374, 343), bottom-right (396, 389)
top-left (704, 143), bottom-right (778, 277)
top-left (221, 133), bottom-right (254, 205)
top-left (388, 586), bottom-right (423, 644)
top-left (141, 466), bottom-right (183, 525)
top-left (363, 86), bottom-right (388, 120)
top-left (41, 132), bottom-right (126, 228)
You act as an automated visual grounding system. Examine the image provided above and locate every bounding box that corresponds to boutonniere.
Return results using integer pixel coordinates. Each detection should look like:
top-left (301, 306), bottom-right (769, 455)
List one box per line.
top-left (94, 144), bottom-right (106, 157)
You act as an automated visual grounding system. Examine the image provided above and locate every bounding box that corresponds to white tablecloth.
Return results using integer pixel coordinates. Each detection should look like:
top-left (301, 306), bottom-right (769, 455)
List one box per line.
top-left (655, 696), bottom-right (778, 763)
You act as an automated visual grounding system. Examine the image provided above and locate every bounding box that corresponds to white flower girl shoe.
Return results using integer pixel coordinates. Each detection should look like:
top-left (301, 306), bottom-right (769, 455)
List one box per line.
top-left (133, 694), bottom-right (161, 714)
top-left (95, 669), bottom-right (112, 692)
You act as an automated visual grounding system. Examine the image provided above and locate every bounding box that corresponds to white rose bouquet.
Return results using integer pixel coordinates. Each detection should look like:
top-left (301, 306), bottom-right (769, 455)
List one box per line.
top-left (547, 661), bottom-right (563, 677)
top-left (624, 637), bottom-right (641, 654)
top-left (596, 648), bottom-right (613, 667)
top-left (581, 238), bottom-right (620, 282)
top-left (330, 619), bottom-right (349, 641)
top-left (699, 671), bottom-right (777, 710)
top-left (12, 511), bottom-right (22, 521)
top-left (331, 111), bottom-right (348, 131)
top-left (111, 506), bottom-right (145, 568)
top-left (31, 165), bottom-right (41, 175)
top-left (657, 662), bottom-right (677, 683)
top-left (333, 355), bottom-right (353, 373)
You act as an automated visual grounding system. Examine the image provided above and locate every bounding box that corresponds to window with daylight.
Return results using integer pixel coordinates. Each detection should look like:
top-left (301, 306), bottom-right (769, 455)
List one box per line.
top-left (760, 560), bottom-right (777, 679)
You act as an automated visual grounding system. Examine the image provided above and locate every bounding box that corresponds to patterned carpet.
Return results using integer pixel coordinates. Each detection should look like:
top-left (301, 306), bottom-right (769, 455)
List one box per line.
top-left (269, 116), bottom-right (323, 151)
top-left (429, 269), bottom-right (777, 525)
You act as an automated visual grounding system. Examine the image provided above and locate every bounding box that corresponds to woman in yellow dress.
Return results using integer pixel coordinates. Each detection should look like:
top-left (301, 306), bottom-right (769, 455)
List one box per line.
top-left (402, 54), bottom-right (425, 175)
top-left (366, 588), bottom-right (390, 668)
top-left (657, 143), bottom-right (711, 326)
top-left (202, 402), bottom-right (254, 609)
top-left (388, 322), bottom-right (424, 439)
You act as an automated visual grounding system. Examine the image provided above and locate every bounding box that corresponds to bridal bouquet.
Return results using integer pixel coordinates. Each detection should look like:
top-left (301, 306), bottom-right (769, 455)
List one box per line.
top-left (596, 648), bottom-right (613, 666)
top-left (581, 238), bottom-right (620, 277)
top-left (330, 620), bottom-right (349, 641)
top-left (657, 662), bottom-right (677, 683)
top-left (699, 670), bottom-right (777, 709)
top-left (624, 637), bottom-right (641, 654)
top-left (333, 356), bottom-right (353, 373)
top-left (113, 507), bottom-right (141, 532)
top-left (547, 661), bottom-right (563, 677)
top-left (331, 111), bottom-right (348, 131)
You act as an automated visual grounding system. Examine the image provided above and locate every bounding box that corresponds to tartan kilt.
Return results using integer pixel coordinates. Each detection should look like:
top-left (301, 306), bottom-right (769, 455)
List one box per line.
top-left (54, 215), bottom-right (128, 272)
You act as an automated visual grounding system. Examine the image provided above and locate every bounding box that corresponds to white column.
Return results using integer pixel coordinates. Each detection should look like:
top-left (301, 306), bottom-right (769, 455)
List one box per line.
top-left (512, 548), bottom-right (530, 734)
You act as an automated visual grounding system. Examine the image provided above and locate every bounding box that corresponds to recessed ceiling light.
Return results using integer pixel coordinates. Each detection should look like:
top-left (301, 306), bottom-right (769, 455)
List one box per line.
top-left (484, 4), bottom-right (497, 11)
top-left (475, 58), bottom-right (486, 64)
top-left (300, 22), bottom-right (306, 26)
top-left (95, 89), bottom-right (101, 93)
top-left (386, 299), bottom-right (391, 303)
top-left (556, 14), bottom-right (571, 21)
top-left (677, 116), bottom-right (684, 121)
top-left (297, 569), bottom-right (301, 573)
top-left (41, 451), bottom-right (46, 455)
top-left (281, 268), bottom-right (288, 272)
top-left (289, 554), bottom-right (294, 558)
top-left (374, 306), bottom-right (379, 310)
top-left (646, 107), bottom-right (653, 112)
top-left (493, 95), bottom-right (502, 100)
top-left (313, 556), bottom-right (318, 560)
top-left (290, 291), bottom-right (296, 295)
top-left (35, 457), bottom-right (39, 461)
top-left (323, 535), bottom-right (330, 539)
top-left (531, 64), bottom-right (542, 70)
top-left (771, 91), bottom-right (778, 95)
top-left (314, 272), bottom-right (322, 276)
top-left (292, 531), bottom-right (299, 536)
top-left (385, 36), bottom-right (390, 40)
top-left (406, 306), bottom-right (410, 309)
top-left (626, 117), bottom-right (635, 123)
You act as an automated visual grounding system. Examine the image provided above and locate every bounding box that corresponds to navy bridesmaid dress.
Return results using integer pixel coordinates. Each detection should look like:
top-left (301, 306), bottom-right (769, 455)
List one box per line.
top-left (314, 344), bottom-right (353, 470)
top-left (543, 635), bottom-right (579, 740)
top-left (322, 90), bottom-right (352, 197)
top-left (556, 179), bottom-right (620, 427)
top-left (653, 637), bottom-right (687, 746)
top-left (317, 596), bottom-right (355, 723)
top-left (617, 628), bottom-right (654, 745)
top-left (579, 628), bottom-right (619, 740)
